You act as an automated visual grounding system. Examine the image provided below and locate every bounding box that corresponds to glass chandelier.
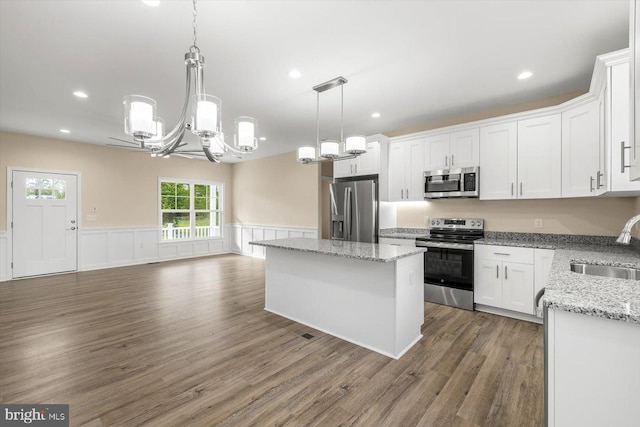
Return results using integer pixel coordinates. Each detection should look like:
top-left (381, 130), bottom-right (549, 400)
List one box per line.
top-left (122, 0), bottom-right (258, 163)
top-left (297, 76), bottom-right (367, 164)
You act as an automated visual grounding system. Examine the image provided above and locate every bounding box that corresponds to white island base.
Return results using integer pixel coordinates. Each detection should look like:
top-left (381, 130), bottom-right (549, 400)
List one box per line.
top-left (263, 246), bottom-right (424, 359)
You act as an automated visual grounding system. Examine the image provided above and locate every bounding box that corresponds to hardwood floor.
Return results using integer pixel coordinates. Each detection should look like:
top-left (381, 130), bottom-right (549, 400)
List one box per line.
top-left (0, 254), bottom-right (544, 426)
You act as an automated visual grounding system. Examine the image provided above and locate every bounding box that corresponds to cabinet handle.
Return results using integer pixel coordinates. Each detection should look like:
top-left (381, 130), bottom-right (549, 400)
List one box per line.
top-left (493, 252), bottom-right (510, 256)
top-left (519, 182), bottom-right (523, 196)
top-left (451, 154), bottom-right (454, 167)
top-left (596, 171), bottom-right (603, 189)
top-left (355, 164), bottom-right (358, 174)
top-left (400, 189), bottom-right (403, 200)
top-left (504, 265), bottom-right (508, 280)
top-left (496, 265), bottom-right (499, 278)
top-left (445, 155), bottom-right (448, 167)
top-left (511, 183), bottom-right (514, 197)
top-left (405, 188), bottom-right (408, 199)
top-left (621, 141), bottom-right (631, 173)
top-left (590, 176), bottom-right (594, 192)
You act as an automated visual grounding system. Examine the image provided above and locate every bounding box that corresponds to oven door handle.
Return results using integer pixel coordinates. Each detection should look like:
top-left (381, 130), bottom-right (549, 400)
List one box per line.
top-left (415, 241), bottom-right (474, 250)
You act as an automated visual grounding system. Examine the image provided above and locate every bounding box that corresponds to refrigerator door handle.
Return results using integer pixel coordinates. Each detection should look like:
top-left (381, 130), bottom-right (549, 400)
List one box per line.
top-left (329, 184), bottom-right (338, 216)
top-left (344, 187), bottom-right (352, 240)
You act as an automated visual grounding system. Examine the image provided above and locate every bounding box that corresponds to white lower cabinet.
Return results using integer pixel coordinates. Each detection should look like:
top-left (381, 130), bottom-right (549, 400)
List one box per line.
top-left (546, 309), bottom-right (640, 426)
top-left (474, 244), bottom-right (541, 318)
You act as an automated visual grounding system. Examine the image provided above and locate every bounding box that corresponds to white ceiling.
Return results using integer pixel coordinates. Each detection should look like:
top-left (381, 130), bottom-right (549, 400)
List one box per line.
top-left (0, 0), bottom-right (630, 163)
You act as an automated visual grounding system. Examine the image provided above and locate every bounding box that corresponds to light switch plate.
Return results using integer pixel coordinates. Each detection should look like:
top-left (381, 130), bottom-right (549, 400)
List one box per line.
top-left (535, 218), bottom-right (543, 229)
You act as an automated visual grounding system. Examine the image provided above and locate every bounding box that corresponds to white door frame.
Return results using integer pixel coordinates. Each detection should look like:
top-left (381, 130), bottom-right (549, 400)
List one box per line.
top-left (6, 167), bottom-right (82, 280)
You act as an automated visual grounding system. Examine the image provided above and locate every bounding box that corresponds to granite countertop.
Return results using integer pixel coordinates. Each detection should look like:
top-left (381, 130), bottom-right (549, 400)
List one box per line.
top-left (475, 232), bottom-right (640, 324)
top-left (250, 238), bottom-right (426, 263)
top-left (379, 228), bottom-right (429, 240)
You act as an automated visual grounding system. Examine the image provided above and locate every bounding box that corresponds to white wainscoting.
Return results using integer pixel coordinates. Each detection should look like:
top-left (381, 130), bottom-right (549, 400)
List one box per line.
top-left (79, 227), bottom-right (230, 272)
top-left (0, 224), bottom-right (318, 281)
top-left (0, 232), bottom-right (8, 282)
top-left (226, 223), bottom-right (318, 259)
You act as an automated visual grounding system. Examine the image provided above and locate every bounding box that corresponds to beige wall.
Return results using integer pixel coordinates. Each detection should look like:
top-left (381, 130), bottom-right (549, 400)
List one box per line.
top-left (0, 132), bottom-right (233, 232)
top-left (385, 90), bottom-right (586, 137)
top-left (394, 197), bottom-right (637, 236)
top-left (231, 151), bottom-right (319, 228)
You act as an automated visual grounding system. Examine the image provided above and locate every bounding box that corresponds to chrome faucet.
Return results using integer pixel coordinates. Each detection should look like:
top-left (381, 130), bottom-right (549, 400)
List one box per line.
top-left (617, 214), bottom-right (640, 245)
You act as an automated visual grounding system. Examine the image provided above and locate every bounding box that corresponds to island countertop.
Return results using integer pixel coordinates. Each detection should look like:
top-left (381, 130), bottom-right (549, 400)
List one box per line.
top-left (250, 238), bottom-right (426, 263)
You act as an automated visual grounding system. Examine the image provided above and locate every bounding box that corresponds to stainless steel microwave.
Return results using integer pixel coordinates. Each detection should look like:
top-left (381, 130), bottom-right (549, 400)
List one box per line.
top-left (424, 167), bottom-right (479, 199)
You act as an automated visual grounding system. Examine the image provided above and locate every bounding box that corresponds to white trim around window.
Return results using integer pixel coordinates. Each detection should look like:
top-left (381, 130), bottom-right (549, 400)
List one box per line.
top-left (158, 177), bottom-right (224, 243)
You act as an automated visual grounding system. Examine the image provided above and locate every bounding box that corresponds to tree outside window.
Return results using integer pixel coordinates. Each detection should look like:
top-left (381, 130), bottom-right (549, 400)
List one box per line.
top-left (160, 179), bottom-right (223, 240)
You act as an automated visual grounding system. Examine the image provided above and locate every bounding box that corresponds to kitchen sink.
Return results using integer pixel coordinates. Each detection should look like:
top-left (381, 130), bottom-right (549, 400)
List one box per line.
top-left (570, 262), bottom-right (640, 280)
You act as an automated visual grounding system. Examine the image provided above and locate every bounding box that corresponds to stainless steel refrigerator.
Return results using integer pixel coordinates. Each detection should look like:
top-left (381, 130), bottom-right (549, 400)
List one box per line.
top-left (329, 177), bottom-right (378, 243)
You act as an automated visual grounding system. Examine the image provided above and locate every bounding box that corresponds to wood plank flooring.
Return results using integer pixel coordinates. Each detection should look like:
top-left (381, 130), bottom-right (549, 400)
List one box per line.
top-left (0, 254), bottom-right (544, 426)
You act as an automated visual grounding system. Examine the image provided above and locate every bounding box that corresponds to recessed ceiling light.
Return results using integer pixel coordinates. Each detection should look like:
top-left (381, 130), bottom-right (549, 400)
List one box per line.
top-left (73, 90), bottom-right (88, 98)
top-left (259, 137), bottom-right (267, 141)
top-left (288, 69), bottom-right (301, 79)
top-left (141, 0), bottom-right (160, 6)
top-left (517, 71), bottom-right (533, 80)
top-left (371, 112), bottom-right (381, 118)
top-left (59, 129), bottom-right (70, 133)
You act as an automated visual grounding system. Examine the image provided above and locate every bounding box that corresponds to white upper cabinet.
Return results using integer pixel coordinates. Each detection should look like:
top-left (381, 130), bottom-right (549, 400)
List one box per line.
top-left (630, 0), bottom-right (640, 181)
top-left (424, 134), bottom-right (450, 171)
top-left (517, 115), bottom-right (562, 199)
top-left (424, 129), bottom-right (479, 171)
top-left (562, 100), bottom-right (602, 197)
top-left (333, 141), bottom-right (379, 178)
top-left (333, 138), bottom-right (383, 179)
top-left (608, 62), bottom-right (640, 193)
top-left (450, 129), bottom-right (480, 168)
top-left (480, 122), bottom-right (518, 200)
top-left (388, 137), bottom-right (425, 201)
top-left (480, 116), bottom-right (561, 200)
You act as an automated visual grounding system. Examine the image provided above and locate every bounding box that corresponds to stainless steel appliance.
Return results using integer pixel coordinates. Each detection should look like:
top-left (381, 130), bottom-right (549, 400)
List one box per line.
top-left (424, 166), bottom-right (479, 199)
top-left (416, 218), bottom-right (484, 310)
top-left (330, 176), bottom-right (378, 243)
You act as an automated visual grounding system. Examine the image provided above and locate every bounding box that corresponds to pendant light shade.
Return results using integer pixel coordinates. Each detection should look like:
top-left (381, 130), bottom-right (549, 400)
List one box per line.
top-left (209, 133), bottom-right (226, 156)
top-left (123, 95), bottom-right (156, 138)
top-left (147, 117), bottom-right (165, 145)
top-left (320, 141), bottom-right (340, 159)
top-left (345, 135), bottom-right (366, 154)
top-left (235, 116), bottom-right (258, 152)
top-left (297, 146), bottom-right (316, 162)
top-left (191, 94), bottom-right (221, 138)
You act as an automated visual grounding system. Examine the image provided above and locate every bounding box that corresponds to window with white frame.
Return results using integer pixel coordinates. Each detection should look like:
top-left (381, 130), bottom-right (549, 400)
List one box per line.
top-left (160, 179), bottom-right (223, 241)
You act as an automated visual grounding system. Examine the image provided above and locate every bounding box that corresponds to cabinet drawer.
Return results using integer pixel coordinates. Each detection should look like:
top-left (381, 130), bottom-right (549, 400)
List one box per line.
top-left (475, 244), bottom-right (534, 264)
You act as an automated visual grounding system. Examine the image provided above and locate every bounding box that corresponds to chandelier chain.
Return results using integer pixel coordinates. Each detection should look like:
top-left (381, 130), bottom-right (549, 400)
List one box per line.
top-left (192, 0), bottom-right (198, 49)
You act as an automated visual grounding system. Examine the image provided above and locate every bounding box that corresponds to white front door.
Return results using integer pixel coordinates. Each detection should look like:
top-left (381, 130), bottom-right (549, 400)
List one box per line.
top-left (12, 170), bottom-right (78, 278)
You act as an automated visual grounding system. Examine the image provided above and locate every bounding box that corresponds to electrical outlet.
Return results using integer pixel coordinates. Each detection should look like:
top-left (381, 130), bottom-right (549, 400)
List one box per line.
top-left (91, 206), bottom-right (97, 213)
top-left (535, 219), bottom-right (543, 229)
top-left (86, 214), bottom-right (97, 221)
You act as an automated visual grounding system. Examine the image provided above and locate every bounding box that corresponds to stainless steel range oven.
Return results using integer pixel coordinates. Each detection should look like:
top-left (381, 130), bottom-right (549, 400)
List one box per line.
top-left (415, 218), bottom-right (484, 311)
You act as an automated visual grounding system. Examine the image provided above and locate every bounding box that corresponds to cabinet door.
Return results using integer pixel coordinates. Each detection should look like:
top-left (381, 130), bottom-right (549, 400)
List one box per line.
top-left (480, 122), bottom-right (518, 200)
top-left (424, 134), bottom-right (450, 171)
top-left (388, 143), bottom-right (405, 202)
top-left (561, 101), bottom-right (600, 197)
top-left (333, 158), bottom-right (352, 178)
top-left (501, 262), bottom-right (534, 314)
top-left (405, 138), bottom-right (425, 200)
top-left (610, 63), bottom-right (640, 191)
top-left (518, 115), bottom-right (562, 199)
top-left (450, 128), bottom-right (480, 168)
top-left (630, 0), bottom-right (640, 181)
top-left (354, 141), bottom-right (380, 176)
top-left (474, 259), bottom-right (502, 307)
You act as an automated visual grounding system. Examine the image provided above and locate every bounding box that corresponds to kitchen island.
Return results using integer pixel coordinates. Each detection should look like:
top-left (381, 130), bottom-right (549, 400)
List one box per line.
top-left (249, 238), bottom-right (426, 359)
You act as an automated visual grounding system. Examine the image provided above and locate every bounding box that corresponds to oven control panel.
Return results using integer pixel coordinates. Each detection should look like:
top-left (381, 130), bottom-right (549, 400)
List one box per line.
top-left (430, 218), bottom-right (484, 230)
